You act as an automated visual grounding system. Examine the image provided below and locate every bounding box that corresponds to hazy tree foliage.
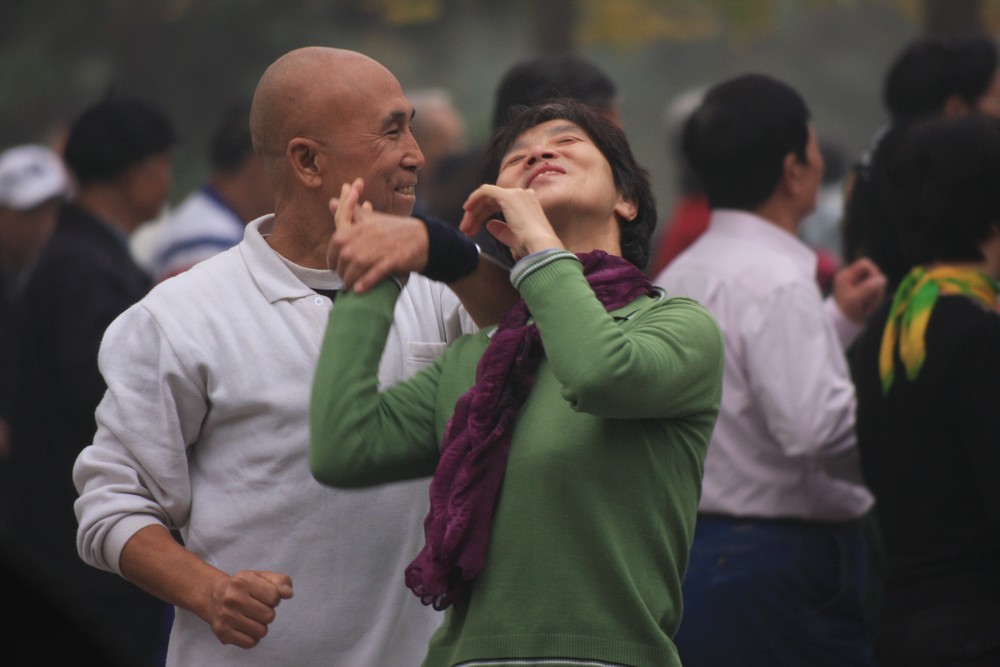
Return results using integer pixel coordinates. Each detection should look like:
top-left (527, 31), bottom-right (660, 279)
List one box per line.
top-left (0, 0), bottom-right (995, 209)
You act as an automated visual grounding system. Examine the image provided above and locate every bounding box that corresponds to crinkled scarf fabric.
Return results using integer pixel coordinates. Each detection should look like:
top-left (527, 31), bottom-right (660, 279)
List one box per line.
top-left (879, 264), bottom-right (999, 394)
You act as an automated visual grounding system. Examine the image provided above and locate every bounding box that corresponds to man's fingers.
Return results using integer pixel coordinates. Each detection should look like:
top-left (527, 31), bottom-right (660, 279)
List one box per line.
top-left (208, 571), bottom-right (290, 649)
top-left (841, 256), bottom-right (882, 285)
top-left (252, 571), bottom-right (294, 600)
top-left (216, 614), bottom-right (270, 648)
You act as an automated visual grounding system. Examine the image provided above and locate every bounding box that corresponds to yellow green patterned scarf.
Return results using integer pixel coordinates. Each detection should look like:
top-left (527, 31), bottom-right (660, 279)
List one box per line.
top-left (879, 265), bottom-right (999, 395)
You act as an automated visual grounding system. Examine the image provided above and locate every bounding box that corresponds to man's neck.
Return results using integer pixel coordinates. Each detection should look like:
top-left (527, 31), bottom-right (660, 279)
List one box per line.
top-left (265, 206), bottom-right (331, 270)
top-left (75, 186), bottom-right (140, 237)
top-left (751, 200), bottom-right (802, 237)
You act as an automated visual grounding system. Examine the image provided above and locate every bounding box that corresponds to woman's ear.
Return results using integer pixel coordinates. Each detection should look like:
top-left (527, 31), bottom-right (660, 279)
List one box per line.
top-left (287, 138), bottom-right (323, 187)
top-left (614, 196), bottom-right (638, 223)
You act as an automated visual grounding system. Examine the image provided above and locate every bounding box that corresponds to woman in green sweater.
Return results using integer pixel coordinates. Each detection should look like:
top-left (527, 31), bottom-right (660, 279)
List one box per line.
top-left (311, 99), bottom-right (724, 667)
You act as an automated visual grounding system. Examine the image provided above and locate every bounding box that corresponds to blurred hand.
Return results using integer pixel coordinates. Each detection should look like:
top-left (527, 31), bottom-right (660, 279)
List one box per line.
top-left (205, 570), bottom-right (293, 649)
top-left (833, 257), bottom-right (887, 323)
top-left (327, 178), bottom-right (424, 292)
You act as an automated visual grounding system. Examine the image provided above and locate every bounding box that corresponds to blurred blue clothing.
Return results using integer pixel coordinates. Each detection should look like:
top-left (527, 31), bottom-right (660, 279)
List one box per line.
top-left (675, 515), bottom-right (875, 667)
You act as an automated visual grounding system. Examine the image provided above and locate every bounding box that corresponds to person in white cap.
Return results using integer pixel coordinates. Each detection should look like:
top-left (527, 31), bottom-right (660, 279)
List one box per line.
top-left (0, 143), bottom-right (71, 505)
top-left (0, 144), bottom-right (71, 294)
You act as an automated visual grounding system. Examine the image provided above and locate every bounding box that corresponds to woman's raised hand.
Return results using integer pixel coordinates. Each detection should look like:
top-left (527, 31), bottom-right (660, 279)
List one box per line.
top-left (460, 184), bottom-right (563, 261)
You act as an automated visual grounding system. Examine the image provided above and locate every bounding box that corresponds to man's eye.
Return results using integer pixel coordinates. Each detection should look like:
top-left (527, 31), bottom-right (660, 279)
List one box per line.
top-left (503, 156), bottom-right (525, 168)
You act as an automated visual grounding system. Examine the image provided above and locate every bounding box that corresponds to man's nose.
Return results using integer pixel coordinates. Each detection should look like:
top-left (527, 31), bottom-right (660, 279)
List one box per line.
top-left (403, 133), bottom-right (425, 171)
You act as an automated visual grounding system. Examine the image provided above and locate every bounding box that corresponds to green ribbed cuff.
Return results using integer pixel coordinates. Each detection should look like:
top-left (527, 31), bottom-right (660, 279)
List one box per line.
top-left (510, 249), bottom-right (578, 291)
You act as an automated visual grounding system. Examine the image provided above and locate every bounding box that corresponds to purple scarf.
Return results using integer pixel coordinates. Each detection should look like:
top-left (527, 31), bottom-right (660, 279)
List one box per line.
top-left (404, 250), bottom-right (657, 610)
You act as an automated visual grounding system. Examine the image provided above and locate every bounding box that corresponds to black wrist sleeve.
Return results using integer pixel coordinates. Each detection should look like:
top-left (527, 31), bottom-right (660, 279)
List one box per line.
top-left (418, 215), bottom-right (480, 283)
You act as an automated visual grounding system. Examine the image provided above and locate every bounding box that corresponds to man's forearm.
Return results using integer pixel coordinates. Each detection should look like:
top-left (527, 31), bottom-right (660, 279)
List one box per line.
top-left (119, 524), bottom-right (225, 623)
top-left (449, 252), bottom-right (519, 328)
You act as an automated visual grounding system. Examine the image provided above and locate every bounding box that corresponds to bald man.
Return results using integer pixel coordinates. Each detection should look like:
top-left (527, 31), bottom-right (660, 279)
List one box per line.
top-left (72, 47), bottom-right (512, 667)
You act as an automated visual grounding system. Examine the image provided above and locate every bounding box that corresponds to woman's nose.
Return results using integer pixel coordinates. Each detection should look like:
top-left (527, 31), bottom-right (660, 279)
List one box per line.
top-left (526, 146), bottom-right (556, 166)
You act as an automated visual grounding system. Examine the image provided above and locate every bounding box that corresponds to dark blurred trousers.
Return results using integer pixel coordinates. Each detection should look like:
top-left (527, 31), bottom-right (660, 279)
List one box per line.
top-left (875, 600), bottom-right (1000, 667)
top-left (674, 514), bottom-right (875, 667)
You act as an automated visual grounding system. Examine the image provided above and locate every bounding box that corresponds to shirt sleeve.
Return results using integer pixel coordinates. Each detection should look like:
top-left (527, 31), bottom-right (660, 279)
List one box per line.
top-left (824, 295), bottom-right (865, 350)
top-left (73, 304), bottom-right (205, 574)
top-left (745, 282), bottom-right (857, 459)
top-left (515, 252), bottom-right (724, 420)
top-left (310, 281), bottom-right (445, 488)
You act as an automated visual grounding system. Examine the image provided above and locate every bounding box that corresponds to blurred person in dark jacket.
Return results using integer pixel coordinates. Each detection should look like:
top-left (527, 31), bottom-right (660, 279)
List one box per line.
top-left (0, 144), bottom-right (71, 518)
top-left (5, 96), bottom-right (176, 667)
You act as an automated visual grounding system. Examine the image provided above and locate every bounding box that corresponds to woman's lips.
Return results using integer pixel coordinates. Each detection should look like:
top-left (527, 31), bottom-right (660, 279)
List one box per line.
top-left (526, 164), bottom-right (565, 188)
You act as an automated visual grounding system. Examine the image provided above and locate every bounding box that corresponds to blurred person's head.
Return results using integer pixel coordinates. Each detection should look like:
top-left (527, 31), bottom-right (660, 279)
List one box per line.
top-left (491, 54), bottom-right (620, 130)
top-left (207, 104), bottom-right (273, 222)
top-left (663, 86), bottom-right (707, 196)
top-left (0, 144), bottom-right (71, 272)
top-left (424, 146), bottom-right (481, 225)
top-left (250, 47), bottom-right (424, 222)
top-left (408, 89), bottom-right (466, 172)
top-left (884, 36), bottom-right (1000, 123)
top-left (480, 98), bottom-right (655, 270)
top-left (63, 96), bottom-right (175, 230)
top-left (885, 114), bottom-right (1000, 268)
top-left (683, 73), bottom-right (820, 222)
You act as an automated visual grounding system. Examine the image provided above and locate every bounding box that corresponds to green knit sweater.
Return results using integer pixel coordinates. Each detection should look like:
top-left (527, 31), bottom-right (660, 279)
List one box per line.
top-left (311, 252), bottom-right (724, 667)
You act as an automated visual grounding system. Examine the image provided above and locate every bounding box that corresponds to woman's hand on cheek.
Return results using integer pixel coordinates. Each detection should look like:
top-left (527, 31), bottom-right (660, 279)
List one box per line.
top-left (462, 185), bottom-right (563, 259)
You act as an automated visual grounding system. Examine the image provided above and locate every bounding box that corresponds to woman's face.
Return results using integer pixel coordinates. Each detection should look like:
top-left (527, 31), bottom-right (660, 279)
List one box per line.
top-left (495, 119), bottom-right (630, 224)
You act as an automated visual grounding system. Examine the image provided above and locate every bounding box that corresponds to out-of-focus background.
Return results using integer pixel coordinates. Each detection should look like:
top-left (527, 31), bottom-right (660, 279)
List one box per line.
top-left (1, 0), bottom-right (996, 238)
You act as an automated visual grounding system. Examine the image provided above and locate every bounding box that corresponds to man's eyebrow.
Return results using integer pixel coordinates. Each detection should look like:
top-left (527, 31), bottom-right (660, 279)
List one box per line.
top-left (381, 109), bottom-right (414, 128)
top-left (507, 123), bottom-right (580, 153)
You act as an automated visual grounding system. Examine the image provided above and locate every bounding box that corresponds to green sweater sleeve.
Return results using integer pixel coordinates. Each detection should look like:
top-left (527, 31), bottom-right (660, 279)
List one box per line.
top-left (516, 252), bottom-right (723, 419)
top-left (310, 280), bottom-right (443, 488)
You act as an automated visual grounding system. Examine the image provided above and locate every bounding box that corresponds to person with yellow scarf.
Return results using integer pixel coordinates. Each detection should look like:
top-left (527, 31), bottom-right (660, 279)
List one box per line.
top-left (849, 113), bottom-right (1000, 667)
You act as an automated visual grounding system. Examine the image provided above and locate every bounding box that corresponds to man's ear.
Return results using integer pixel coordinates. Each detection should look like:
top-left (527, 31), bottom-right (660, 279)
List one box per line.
top-left (781, 151), bottom-right (805, 197)
top-left (287, 138), bottom-right (323, 187)
top-left (942, 93), bottom-right (971, 117)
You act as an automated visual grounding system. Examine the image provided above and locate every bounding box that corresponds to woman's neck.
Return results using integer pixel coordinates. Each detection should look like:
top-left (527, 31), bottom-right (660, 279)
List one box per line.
top-left (549, 210), bottom-right (622, 258)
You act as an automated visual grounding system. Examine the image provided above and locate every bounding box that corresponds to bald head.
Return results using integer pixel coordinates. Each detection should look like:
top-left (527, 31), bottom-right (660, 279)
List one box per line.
top-left (250, 47), bottom-right (396, 184)
top-left (249, 46), bottom-right (423, 227)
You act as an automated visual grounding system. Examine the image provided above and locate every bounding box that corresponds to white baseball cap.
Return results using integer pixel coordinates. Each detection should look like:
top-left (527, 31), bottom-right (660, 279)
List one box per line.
top-left (0, 144), bottom-right (71, 211)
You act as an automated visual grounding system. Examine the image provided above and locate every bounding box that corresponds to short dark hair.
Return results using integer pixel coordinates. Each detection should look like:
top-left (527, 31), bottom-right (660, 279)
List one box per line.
top-left (480, 98), bottom-right (656, 270)
top-left (491, 54), bottom-right (618, 131)
top-left (683, 73), bottom-right (811, 211)
top-left (63, 96), bottom-right (175, 185)
top-left (210, 105), bottom-right (255, 174)
top-left (885, 114), bottom-right (1000, 266)
top-left (884, 36), bottom-right (999, 123)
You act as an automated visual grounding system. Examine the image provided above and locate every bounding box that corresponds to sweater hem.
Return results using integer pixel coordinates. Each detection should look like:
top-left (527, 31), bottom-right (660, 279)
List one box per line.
top-left (425, 633), bottom-right (679, 667)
